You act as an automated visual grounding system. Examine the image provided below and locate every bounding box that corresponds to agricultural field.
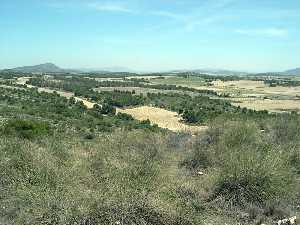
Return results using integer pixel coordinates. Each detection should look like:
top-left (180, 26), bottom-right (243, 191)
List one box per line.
top-left (94, 86), bottom-right (200, 96)
top-left (150, 75), bottom-right (208, 87)
top-left (147, 76), bottom-right (300, 113)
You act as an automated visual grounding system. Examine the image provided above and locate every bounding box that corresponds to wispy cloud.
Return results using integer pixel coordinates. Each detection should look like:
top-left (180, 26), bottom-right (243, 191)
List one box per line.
top-left (150, 0), bottom-right (236, 32)
top-left (87, 2), bottom-right (134, 13)
top-left (151, 11), bottom-right (187, 21)
top-left (236, 28), bottom-right (289, 38)
top-left (150, 10), bottom-right (223, 32)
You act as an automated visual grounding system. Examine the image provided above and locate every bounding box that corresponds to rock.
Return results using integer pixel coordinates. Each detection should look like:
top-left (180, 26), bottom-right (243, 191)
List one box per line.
top-left (289, 216), bottom-right (297, 224)
top-left (277, 218), bottom-right (289, 225)
top-left (197, 171), bottom-right (204, 176)
top-left (276, 216), bottom-right (297, 225)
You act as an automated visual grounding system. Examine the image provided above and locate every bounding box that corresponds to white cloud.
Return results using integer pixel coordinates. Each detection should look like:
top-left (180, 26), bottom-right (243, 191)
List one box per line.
top-left (236, 28), bottom-right (289, 38)
top-left (150, 10), bottom-right (220, 32)
top-left (87, 2), bottom-right (134, 13)
top-left (151, 11), bottom-right (187, 21)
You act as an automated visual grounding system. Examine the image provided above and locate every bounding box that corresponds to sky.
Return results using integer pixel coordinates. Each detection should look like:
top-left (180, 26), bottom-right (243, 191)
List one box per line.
top-left (1, 0), bottom-right (300, 72)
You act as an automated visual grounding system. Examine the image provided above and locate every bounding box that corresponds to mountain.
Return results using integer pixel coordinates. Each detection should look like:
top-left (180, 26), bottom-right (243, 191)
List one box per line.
top-left (9, 63), bottom-right (64, 73)
top-left (6, 63), bottom-right (137, 74)
top-left (284, 68), bottom-right (300, 75)
top-left (7, 63), bottom-right (81, 73)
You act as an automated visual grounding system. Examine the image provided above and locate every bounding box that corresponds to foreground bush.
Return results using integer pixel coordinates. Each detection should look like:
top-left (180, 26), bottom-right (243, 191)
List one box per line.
top-left (184, 120), bottom-right (299, 209)
top-left (2, 119), bottom-right (51, 139)
top-left (0, 130), bottom-right (201, 225)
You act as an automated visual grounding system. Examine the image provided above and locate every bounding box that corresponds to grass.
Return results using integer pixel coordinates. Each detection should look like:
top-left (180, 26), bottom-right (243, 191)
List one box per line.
top-left (150, 76), bottom-right (207, 87)
top-left (1, 76), bottom-right (300, 225)
top-left (182, 118), bottom-right (300, 223)
top-left (1, 116), bottom-right (299, 225)
top-left (0, 129), bottom-right (205, 225)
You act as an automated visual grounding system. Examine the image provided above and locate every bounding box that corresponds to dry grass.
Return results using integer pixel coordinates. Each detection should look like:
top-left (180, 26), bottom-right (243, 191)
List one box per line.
top-left (117, 106), bottom-right (207, 133)
top-left (232, 99), bottom-right (300, 112)
top-left (212, 80), bottom-right (300, 97)
top-left (94, 86), bottom-right (198, 96)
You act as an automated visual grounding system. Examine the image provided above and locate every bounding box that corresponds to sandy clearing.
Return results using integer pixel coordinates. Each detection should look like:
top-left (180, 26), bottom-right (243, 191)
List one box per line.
top-left (117, 106), bottom-right (207, 133)
top-left (37, 88), bottom-right (95, 109)
top-left (16, 77), bottom-right (32, 85)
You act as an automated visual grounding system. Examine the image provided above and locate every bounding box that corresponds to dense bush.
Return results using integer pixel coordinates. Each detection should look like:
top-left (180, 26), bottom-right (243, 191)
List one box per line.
top-left (183, 119), bottom-right (299, 209)
top-left (2, 119), bottom-right (51, 139)
top-left (0, 131), bottom-right (200, 225)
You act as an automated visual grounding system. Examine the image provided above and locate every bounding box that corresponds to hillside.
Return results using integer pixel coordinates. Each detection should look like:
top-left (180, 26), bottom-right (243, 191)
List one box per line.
top-left (0, 71), bottom-right (299, 225)
top-left (285, 68), bottom-right (300, 75)
top-left (7, 63), bottom-right (79, 73)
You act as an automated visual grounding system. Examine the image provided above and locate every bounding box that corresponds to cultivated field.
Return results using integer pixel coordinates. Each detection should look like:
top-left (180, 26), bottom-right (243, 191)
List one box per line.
top-left (94, 86), bottom-right (199, 96)
top-left (150, 76), bottom-right (207, 87)
top-left (232, 99), bottom-right (300, 112)
top-left (117, 106), bottom-right (207, 133)
top-left (148, 77), bottom-right (300, 112)
top-left (212, 80), bottom-right (300, 97)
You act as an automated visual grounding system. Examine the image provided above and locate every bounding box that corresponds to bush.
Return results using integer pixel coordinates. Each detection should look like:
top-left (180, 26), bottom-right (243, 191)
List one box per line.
top-left (100, 103), bottom-right (116, 115)
top-left (184, 120), bottom-right (298, 208)
top-left (0, 130), bottom-right (201, 225)
top-left (213, 148), bottom-right (295, 206)
top-left (2, 119), bottom-right (51, 139)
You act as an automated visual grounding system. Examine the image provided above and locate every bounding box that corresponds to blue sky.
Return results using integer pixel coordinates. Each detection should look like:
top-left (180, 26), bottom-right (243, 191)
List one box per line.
top-left (1, 0), bottom-right (300, 72)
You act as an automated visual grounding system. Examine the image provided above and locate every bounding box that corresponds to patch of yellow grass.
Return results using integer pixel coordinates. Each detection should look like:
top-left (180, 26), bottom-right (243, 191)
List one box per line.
top-left (117, 106), bottom-right (207, 133)
top-left (212, 80), bottom-right (300, 97)
top-left (232, 99), bottom-right (300, 112)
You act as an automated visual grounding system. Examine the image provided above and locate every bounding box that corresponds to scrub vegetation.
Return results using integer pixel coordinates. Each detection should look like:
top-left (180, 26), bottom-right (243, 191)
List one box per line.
top-left (0, 71), bottom-right (299, 225)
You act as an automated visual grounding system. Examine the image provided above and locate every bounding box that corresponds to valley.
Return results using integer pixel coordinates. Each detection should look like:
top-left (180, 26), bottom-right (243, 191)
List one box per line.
top-left (0, 69), bottom-right (299, 225)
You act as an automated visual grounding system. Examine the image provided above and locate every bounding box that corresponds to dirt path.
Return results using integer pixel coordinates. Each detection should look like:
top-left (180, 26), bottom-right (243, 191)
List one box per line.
top-left (15, 77), bottom-right (96, 109)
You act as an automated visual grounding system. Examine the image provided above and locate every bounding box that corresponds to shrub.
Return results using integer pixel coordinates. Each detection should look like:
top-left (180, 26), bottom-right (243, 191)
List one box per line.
top-left (213, 147), bottom-right (295, 206)
top-left (84, 132), bottom-right (95, 140)
top-left (2, 119), bottom-right (51, 139)
top-left (184, 120), bottom-right (298, 208)
top-left (100, 103), bottom-right (116, 115)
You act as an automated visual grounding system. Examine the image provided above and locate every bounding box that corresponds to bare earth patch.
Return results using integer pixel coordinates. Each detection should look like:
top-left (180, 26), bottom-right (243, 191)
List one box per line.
top-left (117, 106), bottom-right (207, 133)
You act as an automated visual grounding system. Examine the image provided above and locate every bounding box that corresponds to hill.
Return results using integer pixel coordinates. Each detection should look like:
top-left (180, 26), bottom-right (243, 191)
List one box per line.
top-left (10, 63), bottom-right (64, 73)
top-left (285, 68), bottom-right (300, 75)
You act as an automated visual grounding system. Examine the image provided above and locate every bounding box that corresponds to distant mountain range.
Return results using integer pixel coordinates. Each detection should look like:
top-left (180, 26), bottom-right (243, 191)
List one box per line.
top-left (3, 63), bottom-right (133, 74)
top-left (2, 63), bottom-right (300, 76)
top-left (284, 68), bottom-right (300, 75)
